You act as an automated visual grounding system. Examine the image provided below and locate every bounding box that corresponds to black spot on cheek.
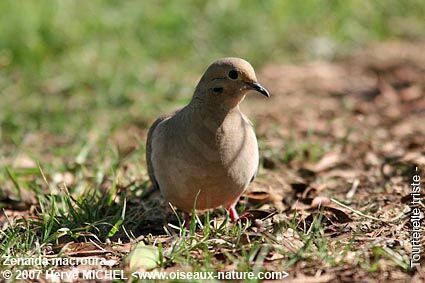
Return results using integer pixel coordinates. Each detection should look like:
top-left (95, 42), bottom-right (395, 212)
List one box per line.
top-left (213, 87), bottom-right (223, 93)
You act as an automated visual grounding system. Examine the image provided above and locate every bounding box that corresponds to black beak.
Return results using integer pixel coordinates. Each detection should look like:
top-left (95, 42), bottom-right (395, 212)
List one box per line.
top-left (248, 82), bottom-right (270, 98)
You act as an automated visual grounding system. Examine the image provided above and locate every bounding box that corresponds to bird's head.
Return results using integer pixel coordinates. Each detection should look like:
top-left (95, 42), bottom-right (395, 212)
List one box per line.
top-left (194, 58), bottom-right (270, 108)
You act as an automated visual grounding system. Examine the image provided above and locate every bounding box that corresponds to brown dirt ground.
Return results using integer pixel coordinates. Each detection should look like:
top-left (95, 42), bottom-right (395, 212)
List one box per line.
top-left (242, 41), bottom-right (425, 282)
top-left (133, 40), bottom-right (425, 283)
top-left (1, 41), bottom-right (424, 283)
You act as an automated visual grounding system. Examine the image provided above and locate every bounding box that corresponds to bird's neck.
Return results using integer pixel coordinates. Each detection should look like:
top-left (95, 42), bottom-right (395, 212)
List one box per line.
top-left (189, 94), bottom-right (242, 121)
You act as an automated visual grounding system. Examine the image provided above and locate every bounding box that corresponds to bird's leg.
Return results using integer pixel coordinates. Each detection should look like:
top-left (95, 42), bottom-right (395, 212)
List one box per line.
top-left (183, 212), bottom-right (191, 229)
top-left (227, 204), bottom-right (240, 223)
top-left (227, 204), bottom-right (254, 223)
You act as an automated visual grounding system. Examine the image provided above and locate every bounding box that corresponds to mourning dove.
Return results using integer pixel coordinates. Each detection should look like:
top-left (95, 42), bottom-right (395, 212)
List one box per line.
top-left (146, 57), bottom-right (269, 222)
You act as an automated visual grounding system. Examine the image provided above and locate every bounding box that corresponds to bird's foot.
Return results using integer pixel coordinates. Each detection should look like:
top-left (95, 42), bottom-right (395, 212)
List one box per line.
top-left (227, 206), bottom-right (253, 223)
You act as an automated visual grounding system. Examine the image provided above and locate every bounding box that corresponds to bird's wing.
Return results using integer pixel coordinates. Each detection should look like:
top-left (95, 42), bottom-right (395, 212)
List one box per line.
top-left (250, 170), bottom-right (257, 183)
top-left (146, 115), bottom-right (170, 190)
top-left (249, 144), bottom-right (259, 184)
top-left (240, 112), bottom-right (259, 184)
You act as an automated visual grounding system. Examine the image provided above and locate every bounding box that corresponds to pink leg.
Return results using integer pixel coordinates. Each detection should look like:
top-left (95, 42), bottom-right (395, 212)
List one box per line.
top-left (227, 204), bottom-right (240, 223)
top-left (227, 204), bottom-right (253, 223)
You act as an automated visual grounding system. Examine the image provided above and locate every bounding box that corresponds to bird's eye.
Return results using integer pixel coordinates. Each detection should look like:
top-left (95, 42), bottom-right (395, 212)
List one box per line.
top-left (228, 70), bottom-right (238, 80)
top-left (213, 87), bottom-right (223, 93)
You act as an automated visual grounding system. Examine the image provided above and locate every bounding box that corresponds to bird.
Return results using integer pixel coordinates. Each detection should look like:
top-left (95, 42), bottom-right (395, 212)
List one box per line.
top-left (146, 57), bottom-right (269, 223)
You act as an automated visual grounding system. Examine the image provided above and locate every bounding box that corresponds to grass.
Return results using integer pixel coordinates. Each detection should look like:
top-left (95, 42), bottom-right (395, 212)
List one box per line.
top-left (1, 178), bottom-right (313, 275)
top-left (0, 1), bottom-right (424, 282)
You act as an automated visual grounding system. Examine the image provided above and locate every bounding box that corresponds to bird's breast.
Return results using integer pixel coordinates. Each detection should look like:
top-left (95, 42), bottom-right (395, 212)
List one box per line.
top-left (152, 110), bottom-right (259, 211)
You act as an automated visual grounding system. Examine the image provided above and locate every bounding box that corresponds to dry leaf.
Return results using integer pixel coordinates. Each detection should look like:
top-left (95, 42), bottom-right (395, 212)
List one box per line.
top-left (310, 196), bottom-right (331, 208)
top-left (313, 152), bottom-right (342, 172)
